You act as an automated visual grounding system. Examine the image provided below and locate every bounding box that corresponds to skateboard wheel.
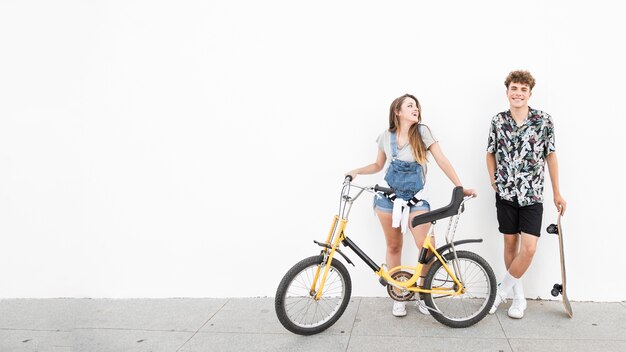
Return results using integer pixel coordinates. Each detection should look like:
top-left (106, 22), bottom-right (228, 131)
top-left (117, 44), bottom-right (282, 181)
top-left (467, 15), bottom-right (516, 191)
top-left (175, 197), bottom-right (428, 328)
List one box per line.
top-left (547, 224), bottom-right (558, 234)
top-left (551, 283), bottom-right (563, 297)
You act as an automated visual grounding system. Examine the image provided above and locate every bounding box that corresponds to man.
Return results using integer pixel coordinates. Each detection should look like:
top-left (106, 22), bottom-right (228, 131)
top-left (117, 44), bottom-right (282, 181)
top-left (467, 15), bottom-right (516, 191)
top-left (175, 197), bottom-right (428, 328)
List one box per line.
top-left (486, 70), bottom-right (567, 319)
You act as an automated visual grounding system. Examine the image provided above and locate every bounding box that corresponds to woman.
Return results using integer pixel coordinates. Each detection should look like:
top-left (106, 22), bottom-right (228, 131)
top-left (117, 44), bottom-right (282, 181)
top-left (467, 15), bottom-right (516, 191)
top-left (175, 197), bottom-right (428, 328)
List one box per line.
top-left (346, 94), bottom-right (476, 317)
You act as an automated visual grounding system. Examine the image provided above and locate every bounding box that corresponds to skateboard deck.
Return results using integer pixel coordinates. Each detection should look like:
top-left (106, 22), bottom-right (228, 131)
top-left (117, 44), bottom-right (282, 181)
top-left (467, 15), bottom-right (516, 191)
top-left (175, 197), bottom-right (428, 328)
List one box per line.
top-left (547, 212), bottom-right (573, 318)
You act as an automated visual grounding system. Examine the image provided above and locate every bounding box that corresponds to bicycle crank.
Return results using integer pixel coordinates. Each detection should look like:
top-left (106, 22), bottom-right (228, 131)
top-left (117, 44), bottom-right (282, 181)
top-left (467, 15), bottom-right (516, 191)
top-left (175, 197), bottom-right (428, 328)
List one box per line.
top-left (386, 271), bottom-right (416, 301)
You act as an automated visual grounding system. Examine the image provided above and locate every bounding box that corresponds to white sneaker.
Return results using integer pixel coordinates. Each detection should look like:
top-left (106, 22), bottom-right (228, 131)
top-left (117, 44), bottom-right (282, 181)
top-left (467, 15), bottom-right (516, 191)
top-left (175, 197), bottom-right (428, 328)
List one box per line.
top-left (416, 300), bottom-right (431, 315)
top-left (507, 298), bottom-right (527, 319)
top-left (392, 301), bottom-right (407, 317)
top-left (488, 290), bottom-right (507, 314)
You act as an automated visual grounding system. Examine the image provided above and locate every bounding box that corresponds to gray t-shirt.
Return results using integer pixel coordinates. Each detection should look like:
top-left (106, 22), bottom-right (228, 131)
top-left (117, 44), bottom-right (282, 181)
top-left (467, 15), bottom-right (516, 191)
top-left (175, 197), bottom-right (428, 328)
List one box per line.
top-left (376, 125), bottom-right (437, 164)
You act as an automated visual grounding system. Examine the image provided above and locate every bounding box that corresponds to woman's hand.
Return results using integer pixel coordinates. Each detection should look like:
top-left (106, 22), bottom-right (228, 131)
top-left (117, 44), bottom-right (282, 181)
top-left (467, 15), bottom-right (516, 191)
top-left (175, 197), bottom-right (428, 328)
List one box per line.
top-left (463, 188), bottom-right (477, 197)
top-left (345, 171), bottom-right (358, 180)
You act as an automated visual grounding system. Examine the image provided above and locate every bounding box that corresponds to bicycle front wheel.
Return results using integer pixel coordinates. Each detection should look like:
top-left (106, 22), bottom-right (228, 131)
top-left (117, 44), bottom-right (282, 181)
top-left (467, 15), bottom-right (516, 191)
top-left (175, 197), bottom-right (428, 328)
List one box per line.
top-left (275, 255), bottom-right (351, 335)
top-left (423, 250), bottom-right (496, 328)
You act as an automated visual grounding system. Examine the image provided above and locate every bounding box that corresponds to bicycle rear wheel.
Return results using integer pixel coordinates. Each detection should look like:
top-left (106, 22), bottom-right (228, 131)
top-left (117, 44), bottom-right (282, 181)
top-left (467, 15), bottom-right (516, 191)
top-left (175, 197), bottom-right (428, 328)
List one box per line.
top-left (423, 250), bottom-right (496, 328)
top-left (275, 255), bottom-right (351, 335)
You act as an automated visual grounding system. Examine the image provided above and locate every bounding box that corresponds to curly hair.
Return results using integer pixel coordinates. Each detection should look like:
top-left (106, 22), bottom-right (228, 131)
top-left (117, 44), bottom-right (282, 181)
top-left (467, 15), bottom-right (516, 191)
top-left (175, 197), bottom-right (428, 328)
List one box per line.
top-left (504, 70), bottom-right (536, 90)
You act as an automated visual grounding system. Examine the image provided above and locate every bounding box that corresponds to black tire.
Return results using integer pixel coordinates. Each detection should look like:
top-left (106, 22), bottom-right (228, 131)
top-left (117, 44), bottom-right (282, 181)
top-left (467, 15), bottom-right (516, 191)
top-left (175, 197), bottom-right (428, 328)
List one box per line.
top-left (275, 255), bottom-right (351, 335)
top-left (423, 250), bottom-right (496, 328)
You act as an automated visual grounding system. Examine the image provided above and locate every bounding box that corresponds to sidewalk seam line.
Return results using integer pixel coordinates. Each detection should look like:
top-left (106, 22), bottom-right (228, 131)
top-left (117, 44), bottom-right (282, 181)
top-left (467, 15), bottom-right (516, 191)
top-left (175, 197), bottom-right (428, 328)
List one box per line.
top-left (175, 298), bottom-right (230, 352)
top-left (495, 312), bottom-right (514, 352)
top-left (344, 297), bottom-right (362, 352)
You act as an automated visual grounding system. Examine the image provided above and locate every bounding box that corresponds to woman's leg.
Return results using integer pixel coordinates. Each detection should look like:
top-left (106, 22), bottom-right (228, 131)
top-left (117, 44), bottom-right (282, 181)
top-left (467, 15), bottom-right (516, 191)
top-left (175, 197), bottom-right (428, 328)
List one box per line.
top-left (376, 210), bottom-right (409, 317)
top-left (408, 209), bottom-right (433, 314)
top-left (375, 210), bottom-right (403, 270)
top-left (408, 210), bottom-right (430, 279)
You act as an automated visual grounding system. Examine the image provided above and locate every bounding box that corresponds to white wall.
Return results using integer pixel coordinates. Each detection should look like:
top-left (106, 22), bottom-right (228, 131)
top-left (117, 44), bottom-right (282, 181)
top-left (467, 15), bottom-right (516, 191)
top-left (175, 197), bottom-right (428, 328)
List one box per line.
top-left (1, 0), bottom-right (624, 301)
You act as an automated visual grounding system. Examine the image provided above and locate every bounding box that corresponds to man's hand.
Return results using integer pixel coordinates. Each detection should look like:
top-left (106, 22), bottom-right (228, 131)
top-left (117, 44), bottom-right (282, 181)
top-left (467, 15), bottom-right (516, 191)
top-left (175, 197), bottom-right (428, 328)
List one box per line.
top-left (554, 195), bottom-right (567, 215)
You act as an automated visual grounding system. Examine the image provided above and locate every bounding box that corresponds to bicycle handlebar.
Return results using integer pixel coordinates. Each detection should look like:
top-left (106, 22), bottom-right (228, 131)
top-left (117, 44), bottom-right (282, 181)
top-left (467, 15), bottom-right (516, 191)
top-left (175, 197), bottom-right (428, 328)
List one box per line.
top-left (348, 178), bottom-right (474, 201)
top-left (344, 177), bottom-right (394, 197)
top-left (373, 184), bottom-right (394, 195)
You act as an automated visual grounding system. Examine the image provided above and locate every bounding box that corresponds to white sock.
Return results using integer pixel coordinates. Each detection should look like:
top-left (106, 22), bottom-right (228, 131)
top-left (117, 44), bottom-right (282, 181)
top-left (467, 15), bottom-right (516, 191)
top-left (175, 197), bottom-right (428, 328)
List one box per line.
top-left (498, 272), bottom-right (519, 298)
top-left (513, 280), bottom-right (525, 300)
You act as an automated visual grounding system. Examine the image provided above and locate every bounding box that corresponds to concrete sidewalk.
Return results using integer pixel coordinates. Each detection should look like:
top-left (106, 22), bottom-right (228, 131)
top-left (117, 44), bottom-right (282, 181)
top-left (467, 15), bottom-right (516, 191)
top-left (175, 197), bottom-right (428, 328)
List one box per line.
top-left (0, 298), bottom-right (624, 352)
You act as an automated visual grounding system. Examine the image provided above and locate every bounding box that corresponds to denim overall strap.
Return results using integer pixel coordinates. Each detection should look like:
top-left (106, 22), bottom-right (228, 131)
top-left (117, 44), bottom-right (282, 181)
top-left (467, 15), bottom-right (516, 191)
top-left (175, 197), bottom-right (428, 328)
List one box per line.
top-left (390, 131), bottom-right (398, 158)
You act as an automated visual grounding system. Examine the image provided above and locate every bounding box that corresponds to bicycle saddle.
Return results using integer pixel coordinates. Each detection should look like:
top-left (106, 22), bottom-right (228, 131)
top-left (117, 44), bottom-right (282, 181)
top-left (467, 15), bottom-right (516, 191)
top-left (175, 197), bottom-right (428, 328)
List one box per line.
top-left (411, 186), bottom-right (465, 227)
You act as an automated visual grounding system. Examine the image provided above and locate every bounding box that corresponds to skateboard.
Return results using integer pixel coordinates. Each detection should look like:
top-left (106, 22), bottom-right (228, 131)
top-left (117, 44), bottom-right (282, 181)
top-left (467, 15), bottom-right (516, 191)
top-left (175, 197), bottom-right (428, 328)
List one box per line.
top-left (546, 212), bottom-right (573, 318)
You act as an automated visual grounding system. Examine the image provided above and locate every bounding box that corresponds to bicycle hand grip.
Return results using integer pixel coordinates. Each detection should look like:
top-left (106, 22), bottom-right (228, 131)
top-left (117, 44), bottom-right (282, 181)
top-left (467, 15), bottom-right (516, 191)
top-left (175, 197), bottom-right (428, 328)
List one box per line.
top-left (374, 184), bottom-right (394, 195)
top-left (344, 175), bottom-right (353, 182)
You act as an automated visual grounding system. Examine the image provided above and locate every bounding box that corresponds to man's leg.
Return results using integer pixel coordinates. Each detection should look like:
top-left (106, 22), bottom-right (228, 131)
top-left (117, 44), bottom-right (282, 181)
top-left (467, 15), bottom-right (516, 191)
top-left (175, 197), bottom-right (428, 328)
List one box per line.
top-left (505, 202), bottom-right (542, 318)
top-left (503, 234), bottom-right (519, 270)
top-left (507, 233), bottom-right (538, 278)
top-left (490, 195), bottom-right (521, 314)
top-left (491, 233), bottom-right (537, 312)
top-left (503, 234), bottom-right (525, 306)
top-left (505, 233), bottom-right (537, 318)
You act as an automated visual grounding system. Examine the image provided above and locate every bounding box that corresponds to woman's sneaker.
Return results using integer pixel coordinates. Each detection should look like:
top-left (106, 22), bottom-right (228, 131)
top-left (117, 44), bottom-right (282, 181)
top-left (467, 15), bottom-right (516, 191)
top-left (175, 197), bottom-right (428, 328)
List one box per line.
top-left (392, 301), bottom-right (407, 317)
top-left (507, 298), bottom-right (527, 319)
top-left (416, 300), bottom-right (431, 315)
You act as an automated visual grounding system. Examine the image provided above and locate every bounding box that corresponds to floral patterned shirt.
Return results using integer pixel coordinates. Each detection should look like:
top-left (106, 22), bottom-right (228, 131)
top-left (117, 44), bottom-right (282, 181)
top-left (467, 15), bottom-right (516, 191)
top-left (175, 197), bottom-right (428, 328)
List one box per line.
top-left (486, 108), bottom-right (556, 206)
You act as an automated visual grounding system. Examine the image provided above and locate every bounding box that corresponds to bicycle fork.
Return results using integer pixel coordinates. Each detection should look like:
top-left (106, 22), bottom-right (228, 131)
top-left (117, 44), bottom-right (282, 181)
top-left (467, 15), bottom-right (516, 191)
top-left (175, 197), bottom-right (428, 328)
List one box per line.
top-left (311, 215), bottom-right (379, 300)
top-left (311, 216), bottom-right (347, 300)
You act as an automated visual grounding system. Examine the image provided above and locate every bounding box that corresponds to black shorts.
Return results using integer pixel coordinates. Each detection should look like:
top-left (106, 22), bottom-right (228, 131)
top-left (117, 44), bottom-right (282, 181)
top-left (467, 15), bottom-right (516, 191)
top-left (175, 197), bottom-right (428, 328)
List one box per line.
top-left (495, 193), bottom-right (543, 237)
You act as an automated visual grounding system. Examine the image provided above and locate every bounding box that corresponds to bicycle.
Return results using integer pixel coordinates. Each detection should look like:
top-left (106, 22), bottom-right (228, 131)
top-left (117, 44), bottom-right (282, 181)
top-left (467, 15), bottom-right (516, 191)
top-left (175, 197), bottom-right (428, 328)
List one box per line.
top-left (274, 177), bottom-right (497, 335)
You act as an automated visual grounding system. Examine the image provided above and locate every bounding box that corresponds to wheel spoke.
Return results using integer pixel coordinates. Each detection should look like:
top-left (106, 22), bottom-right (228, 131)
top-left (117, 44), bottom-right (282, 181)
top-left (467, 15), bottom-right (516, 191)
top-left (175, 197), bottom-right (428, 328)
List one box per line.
top-left (423, 252), bottom-right (495, 327)
top-left (276, 257), bottom-right (351, 333)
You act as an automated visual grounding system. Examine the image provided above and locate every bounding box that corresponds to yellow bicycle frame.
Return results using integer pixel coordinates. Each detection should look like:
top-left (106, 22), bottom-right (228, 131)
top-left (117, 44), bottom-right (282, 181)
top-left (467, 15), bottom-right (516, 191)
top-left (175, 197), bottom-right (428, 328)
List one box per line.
top-left (311, 215), bottom-right (465, 301)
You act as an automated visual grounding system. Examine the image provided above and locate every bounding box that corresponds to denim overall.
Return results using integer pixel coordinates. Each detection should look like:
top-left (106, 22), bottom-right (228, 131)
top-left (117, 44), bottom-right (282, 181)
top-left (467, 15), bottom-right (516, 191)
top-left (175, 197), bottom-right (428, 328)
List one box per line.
top-left (384, 132), bottom-right (425, 200)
